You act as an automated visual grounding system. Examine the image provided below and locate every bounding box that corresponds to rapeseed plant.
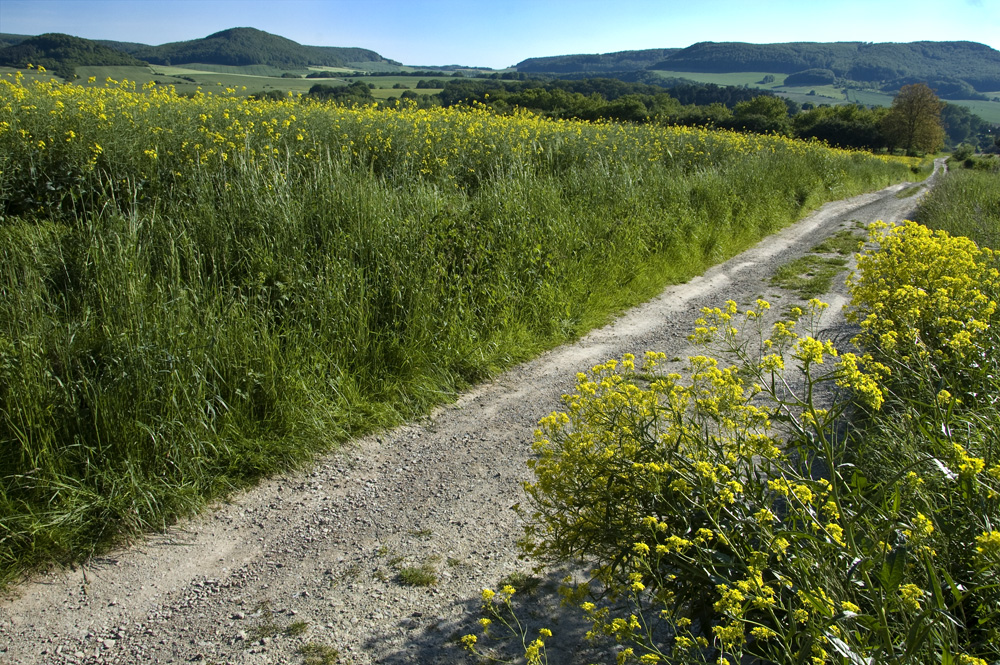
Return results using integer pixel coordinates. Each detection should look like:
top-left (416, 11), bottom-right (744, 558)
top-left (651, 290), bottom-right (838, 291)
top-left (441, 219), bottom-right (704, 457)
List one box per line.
top-left (480, 286), bottom-right (998, 662)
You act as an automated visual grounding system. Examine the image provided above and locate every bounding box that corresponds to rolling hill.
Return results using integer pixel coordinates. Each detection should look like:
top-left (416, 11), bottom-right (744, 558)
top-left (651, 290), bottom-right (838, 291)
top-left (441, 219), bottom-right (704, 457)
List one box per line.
top-left (517, 48), bottom-right (681, 74)
top-left (0, 33), bottom-right (147, 75)
top-left (518, 41), bottom-right (1000, 97)
top-left (131, 27), bottom-right (397, 68)
top-left (0, 28), bottom-right (399, 74)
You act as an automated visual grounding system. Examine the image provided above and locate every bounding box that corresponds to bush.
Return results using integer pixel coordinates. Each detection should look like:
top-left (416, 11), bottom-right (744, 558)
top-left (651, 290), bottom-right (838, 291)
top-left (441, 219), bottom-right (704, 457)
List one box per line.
top-left (466, 225), bottom-right (1000, 663)
top-left (784, 69), bottom-right (836, 86)
top-left (846, 220), bottom-right (1000, 398)
top-left (952, 143), bottom-right (976, 161)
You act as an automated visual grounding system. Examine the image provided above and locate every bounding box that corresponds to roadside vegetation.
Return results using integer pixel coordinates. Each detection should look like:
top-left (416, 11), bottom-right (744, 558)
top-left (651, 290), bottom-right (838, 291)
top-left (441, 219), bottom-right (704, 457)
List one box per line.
top-left (917, 155), bottom-right (1000, 248)
top-left (0, 73), bottom-right (919, 585)
top-left (463, 179), bottom-right (1000, 661)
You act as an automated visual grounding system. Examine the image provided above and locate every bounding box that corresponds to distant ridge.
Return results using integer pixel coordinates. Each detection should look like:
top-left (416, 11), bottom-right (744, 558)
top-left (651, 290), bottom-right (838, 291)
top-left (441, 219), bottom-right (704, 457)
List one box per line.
top-left (0, 33), bottom-right (32, 48)
top-left (0, 33), bottom-right (147, 75)
top-left (132, 27), bottom-right (397, 68)
top-left (517, 41), bottom-right (1000, 94)
top-left (517, 48), bottom-right (681, 74)
top-left (0, 27), bottom-right (399, 72)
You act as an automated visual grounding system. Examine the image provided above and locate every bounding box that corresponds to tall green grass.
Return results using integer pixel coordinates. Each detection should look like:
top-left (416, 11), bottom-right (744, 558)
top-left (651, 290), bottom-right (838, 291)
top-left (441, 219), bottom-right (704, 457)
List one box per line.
top-left (0, 76), bottom-right (917, 584)
top-left (916, 160), bottom-right (1000, 248)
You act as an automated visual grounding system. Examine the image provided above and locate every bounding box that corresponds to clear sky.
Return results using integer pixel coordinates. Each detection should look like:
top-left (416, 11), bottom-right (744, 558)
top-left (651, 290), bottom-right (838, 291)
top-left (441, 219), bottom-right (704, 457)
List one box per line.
top-left (1, 0), bottom-right (998, 69)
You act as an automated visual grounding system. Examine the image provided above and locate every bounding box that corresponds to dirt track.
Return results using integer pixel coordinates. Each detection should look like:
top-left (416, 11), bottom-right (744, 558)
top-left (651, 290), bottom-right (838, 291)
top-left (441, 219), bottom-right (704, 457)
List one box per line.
top-left (0, 165), bottom-right (943, 665)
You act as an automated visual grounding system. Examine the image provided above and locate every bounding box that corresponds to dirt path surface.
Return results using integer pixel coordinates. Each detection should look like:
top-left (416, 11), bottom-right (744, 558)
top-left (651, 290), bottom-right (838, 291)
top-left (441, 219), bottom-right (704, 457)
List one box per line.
top-left (0, 165), bottom-right (944, 665)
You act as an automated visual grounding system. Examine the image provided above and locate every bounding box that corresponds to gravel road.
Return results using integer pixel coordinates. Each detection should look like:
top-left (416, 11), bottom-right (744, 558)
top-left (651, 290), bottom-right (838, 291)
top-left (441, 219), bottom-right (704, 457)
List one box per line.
top-left (0, 165), bottom-right (943, 665)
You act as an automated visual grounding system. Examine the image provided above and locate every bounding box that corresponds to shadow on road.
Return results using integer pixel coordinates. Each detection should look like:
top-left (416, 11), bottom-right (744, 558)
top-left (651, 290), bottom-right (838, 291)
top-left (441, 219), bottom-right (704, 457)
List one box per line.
top-left (366, 568), bottom-right (612, 664)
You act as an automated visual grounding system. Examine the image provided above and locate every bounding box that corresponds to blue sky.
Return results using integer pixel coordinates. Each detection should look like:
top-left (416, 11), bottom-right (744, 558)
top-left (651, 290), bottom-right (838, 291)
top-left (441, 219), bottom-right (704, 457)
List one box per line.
top-left (1, 0), bottom-right (998, 68)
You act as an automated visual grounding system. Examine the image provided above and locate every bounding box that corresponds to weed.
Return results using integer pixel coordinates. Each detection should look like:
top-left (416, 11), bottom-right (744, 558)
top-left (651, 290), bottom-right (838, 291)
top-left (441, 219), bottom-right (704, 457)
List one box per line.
top-left (497, 571), bottom-right (542, 596)
top-left (895, 184), bottom-right (923, 198)
top-left (285, 620), bottom-right (310, 637)
top-left (811, 229), bottom-right (861, 255)
top-left (248, 612), bottom-right (282, 642)
top-left (397, 563), bottom-right (438, 587)
top-left (298, 642), bottom-right (339, 665)
top-left (769, 254), bottom-right (848, 298)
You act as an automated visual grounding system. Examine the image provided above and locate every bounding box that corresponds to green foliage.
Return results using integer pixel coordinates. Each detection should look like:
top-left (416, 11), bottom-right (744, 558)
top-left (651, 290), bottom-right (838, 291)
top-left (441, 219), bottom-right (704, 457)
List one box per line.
top-left (0, 33), bottom-right (146, 78)
top-left (132, 27), bottom-right (394, 69)
top-left (516, 48), bottom-right (683, 74)
top-left (397, 564), bottom-right (438, 587)
top-left (882, 83), bottom-right (946, 154)
top-left (952, 143), bottom-right (977, 161)
top-left (285, 620), bottom-right (310, 636)
top-left (917, 166), bottom-right (1000, 249)
top-left (501, 274), bottom-right (999, 663)
top-left (941, 104), bottom-right (993, 149)
top-left (660, 41), bottom-right (1000, 92)
top-left (811, 229), bottom-right (862, 255)
top-left (784, 68), bottom-right (836, 86)
top-left (792, 104), bottom-right (890, 151)
top-left (298, 643), bottom-right (339, 665)
top-left (520, 41), bottom-right (1000, 93)
top-left (0, 76), bottom-right (914, 584)
top-left (307, 80), bottom-right (374, 103)
top-left (733, 95), bottom-right (792, 135)
top-left (769, 254), bottom-right (849, 298)
top-left (440, 77), bottom-right (768, 123)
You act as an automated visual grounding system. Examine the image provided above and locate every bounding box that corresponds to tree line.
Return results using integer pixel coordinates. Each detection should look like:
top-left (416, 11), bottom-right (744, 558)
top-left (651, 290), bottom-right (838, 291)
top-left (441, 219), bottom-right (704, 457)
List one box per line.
top-left (426, 78), bottom-right (993, 153)
top-left (517, 41), bottom-right (1000, 94)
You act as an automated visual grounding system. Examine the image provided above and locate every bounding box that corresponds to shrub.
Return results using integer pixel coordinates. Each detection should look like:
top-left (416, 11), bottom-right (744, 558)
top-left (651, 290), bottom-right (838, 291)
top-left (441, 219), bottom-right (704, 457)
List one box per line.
top-left (846, 221), bottom-right (1000, 399)
top-left (467, 289), bottom-right (999, 663)
top-left (952, 143), bottom-right (976, 161)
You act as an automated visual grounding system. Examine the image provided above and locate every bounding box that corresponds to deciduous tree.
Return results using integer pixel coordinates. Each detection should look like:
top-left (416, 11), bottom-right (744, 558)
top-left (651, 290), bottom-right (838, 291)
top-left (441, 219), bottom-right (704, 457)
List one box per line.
top-left (882, 83), bottom-right (945, 154)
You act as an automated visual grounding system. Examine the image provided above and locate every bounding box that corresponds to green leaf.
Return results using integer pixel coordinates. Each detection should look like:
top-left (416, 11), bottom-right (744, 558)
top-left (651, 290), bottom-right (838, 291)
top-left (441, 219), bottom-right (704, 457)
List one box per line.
top-left (850, 470), bottom-right (869, 492)
top-left (878, 546), bottom-right (907, 594)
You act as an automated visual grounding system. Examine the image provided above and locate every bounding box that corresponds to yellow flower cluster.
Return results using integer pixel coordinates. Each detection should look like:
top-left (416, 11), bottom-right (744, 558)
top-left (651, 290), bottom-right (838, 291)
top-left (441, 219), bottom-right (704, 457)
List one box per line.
top-left (975, 530), bottom-right (1000, 559)
top-left (848, 221), bottom-right (1000, 365)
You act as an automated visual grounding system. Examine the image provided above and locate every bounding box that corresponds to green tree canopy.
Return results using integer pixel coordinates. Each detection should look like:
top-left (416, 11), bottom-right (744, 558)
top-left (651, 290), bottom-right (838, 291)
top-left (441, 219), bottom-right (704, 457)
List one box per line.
top-left (882, 83), bottom-right (945, 154)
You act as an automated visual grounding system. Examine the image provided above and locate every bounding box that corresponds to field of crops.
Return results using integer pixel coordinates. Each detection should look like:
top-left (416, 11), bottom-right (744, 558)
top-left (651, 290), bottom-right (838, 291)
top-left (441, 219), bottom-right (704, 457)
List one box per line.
top-left (0, 72), bottom-right (917, 583)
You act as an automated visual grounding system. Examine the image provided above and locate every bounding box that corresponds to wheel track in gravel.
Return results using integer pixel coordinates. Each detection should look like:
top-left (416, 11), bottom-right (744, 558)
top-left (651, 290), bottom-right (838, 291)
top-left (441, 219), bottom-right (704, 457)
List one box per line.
top-left (0, 163), bottom-right (944, 665)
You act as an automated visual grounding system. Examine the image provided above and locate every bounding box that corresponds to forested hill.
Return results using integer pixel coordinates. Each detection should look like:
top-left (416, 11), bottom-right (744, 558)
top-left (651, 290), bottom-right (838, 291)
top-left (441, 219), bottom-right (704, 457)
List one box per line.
top-left (517, 48), bottom-right (681, 74)
top-left (131, 28), bottom-right (397, 68)
top-left (517, 41), bottom-right (1000, 93)
top-left (0, 34), bottom-right (32, 48)
top-left (0, 28), bottom-right (398, 72)
top-left (0, 33), bottom-right (147, 76)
